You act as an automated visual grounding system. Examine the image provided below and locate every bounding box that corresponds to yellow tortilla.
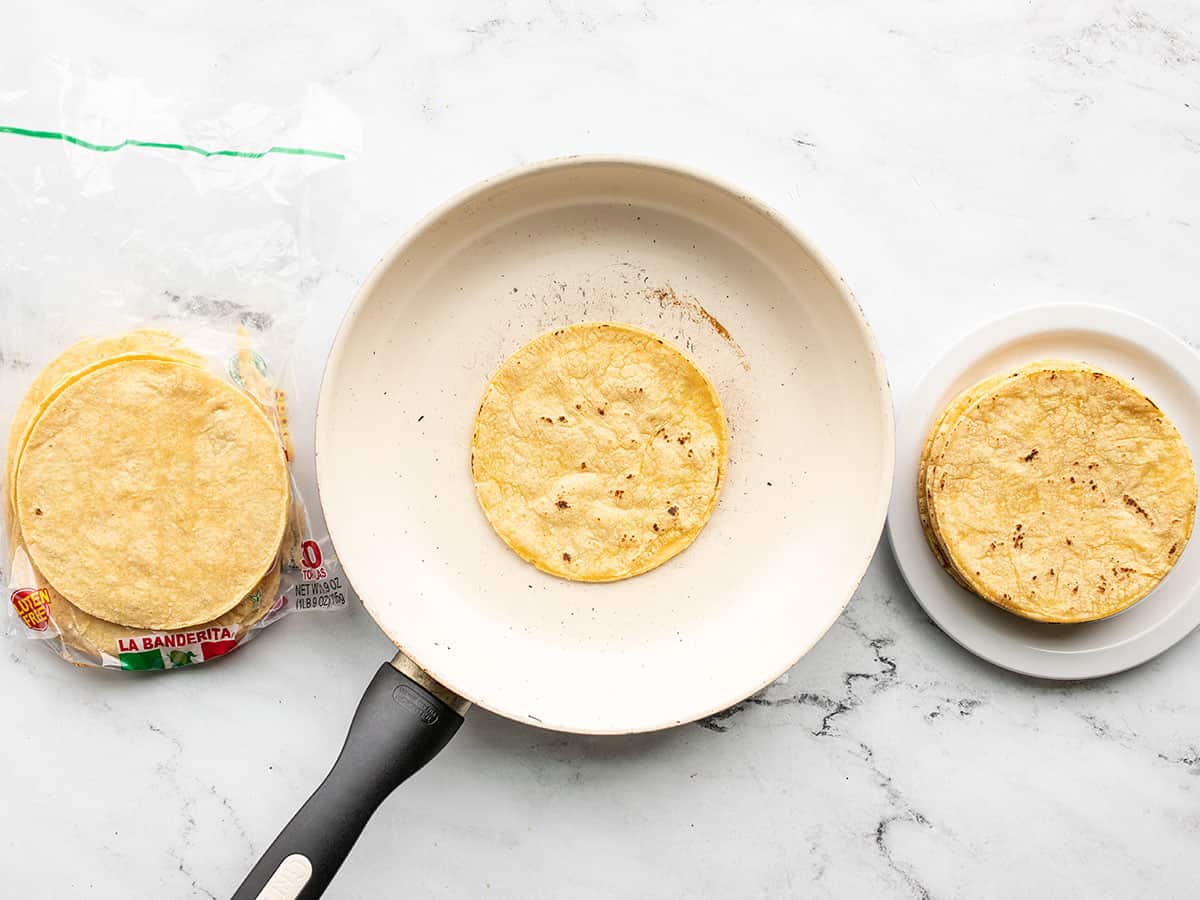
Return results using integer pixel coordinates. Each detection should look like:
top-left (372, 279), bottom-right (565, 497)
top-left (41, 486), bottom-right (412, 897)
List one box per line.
top-left (918, 362), bottom-right (1092, 586)
top-left (2, 332), bottom-right (295, 658)
top-left (917, 372), bottom-right (1009, 585)
top-left (471, 322), bottom-right (729, 581)
top-left (4, 331), bottom-right (205, 526)
top-left (15, 358), bottom-right (290, 630)
top-left (927, 363), bottom-right (1197, 623)
top-left (49, 563), bottom-right (281, 661)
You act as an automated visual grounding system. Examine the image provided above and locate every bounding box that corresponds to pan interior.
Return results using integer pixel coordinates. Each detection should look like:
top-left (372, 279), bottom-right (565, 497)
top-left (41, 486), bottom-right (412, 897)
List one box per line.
top-left (317, 160), bottom-right (893, 733)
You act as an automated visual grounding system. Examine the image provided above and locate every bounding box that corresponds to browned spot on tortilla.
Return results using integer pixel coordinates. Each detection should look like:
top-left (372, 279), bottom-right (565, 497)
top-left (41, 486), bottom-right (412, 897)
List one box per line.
top-left (1123, 494), bottom-right (1152, 522)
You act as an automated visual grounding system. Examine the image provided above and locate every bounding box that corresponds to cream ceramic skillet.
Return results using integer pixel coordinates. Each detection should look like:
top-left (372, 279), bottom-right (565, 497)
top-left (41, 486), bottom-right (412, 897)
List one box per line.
top-left (234, 158), bottom-right (894, 898)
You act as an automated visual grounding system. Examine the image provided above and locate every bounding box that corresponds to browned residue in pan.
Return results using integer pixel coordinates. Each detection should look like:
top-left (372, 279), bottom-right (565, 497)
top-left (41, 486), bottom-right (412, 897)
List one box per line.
top-left (647, 285), bottom-right (750, 371)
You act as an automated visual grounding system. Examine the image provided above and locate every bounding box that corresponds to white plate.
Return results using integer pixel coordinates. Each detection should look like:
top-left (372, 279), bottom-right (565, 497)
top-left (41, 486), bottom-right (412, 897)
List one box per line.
top-left (887, 304), bottom-right (1200, 679)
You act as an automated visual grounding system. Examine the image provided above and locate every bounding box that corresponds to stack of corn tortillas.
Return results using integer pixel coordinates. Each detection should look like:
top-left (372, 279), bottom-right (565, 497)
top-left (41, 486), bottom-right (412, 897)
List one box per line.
top-left (920, 360), bottom-right (1198, 623)
top-left (471, 322), bottom-right (729, 582)
top-left (4, 330), bottom-right (293, 663)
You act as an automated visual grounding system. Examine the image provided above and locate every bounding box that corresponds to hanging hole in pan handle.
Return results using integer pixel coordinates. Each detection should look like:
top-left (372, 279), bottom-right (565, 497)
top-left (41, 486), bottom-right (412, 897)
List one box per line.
top-left (231, 653), bottom-right (469, 899)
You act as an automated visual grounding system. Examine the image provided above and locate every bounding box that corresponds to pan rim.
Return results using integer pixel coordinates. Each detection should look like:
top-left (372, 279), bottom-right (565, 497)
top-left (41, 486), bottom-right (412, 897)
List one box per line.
top-left (316, 154), bottom-right (896, 734)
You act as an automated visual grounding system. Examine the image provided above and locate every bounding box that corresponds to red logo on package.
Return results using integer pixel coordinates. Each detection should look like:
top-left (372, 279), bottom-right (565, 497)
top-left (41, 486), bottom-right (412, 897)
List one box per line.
top-left (11, 588), bottom-right (51, 631)
top-left (300, 540), bottom-right (327, 581)
top-left (301, 540), bottom-right (322, 568)
top-left (200, 638), bottom-right (239, 659)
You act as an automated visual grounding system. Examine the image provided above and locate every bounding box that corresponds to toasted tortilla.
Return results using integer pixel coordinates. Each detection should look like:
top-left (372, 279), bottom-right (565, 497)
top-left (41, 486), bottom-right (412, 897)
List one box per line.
top-left (918, 362), bottom-right (1093, 586)
top-left (917, 372), bottom-right (1010, 586)
top-left (15, 358), bottom-right (289, 630)
top-left (471, 322), bottom-right (729, 582)
top-left (927, 363), bottom-right (1197, 623)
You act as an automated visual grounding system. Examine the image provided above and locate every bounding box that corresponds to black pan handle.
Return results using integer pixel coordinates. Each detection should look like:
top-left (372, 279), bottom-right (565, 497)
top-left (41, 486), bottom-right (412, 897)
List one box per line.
top-left (231, 657), bottom-right (467, 899)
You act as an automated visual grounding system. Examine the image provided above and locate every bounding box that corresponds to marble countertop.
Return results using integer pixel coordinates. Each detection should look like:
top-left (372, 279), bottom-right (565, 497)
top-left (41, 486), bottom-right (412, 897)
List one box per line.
top-left (4, 2), bottom-right (1200, 897)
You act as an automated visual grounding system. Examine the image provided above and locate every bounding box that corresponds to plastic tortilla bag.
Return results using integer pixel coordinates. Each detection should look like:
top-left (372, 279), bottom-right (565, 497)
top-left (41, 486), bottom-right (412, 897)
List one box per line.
top-left (0, 64), bottom-right (357, 669)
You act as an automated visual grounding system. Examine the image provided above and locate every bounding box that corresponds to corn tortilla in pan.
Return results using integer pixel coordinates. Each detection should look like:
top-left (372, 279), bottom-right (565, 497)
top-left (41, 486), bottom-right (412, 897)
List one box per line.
top-left (471, 322), bottom-right (729, 582)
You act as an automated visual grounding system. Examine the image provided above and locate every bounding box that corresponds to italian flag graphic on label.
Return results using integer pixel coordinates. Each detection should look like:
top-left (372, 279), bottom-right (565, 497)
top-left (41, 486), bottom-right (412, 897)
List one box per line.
top-left (115, 626), bottom-right (242, 670)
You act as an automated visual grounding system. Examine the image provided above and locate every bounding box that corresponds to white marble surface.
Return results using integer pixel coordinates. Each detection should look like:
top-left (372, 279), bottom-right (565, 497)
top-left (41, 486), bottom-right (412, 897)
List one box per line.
top-left (4, 2), bottom-right (1200, 897)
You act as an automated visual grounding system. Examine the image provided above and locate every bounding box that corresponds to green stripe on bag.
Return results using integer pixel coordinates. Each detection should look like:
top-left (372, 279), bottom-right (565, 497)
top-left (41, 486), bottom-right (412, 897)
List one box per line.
top-left (0, 125), bottom-right (345, 160)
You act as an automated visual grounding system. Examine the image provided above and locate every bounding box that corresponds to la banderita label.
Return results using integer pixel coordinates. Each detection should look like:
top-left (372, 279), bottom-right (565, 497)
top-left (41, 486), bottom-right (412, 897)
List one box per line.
top-left (116, 625), bottom-right (242, 670)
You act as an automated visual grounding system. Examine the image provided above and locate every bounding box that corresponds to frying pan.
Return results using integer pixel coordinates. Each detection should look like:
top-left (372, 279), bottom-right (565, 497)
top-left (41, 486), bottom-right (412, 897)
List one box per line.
top-left (234, 157), bottom-right (894, 898)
